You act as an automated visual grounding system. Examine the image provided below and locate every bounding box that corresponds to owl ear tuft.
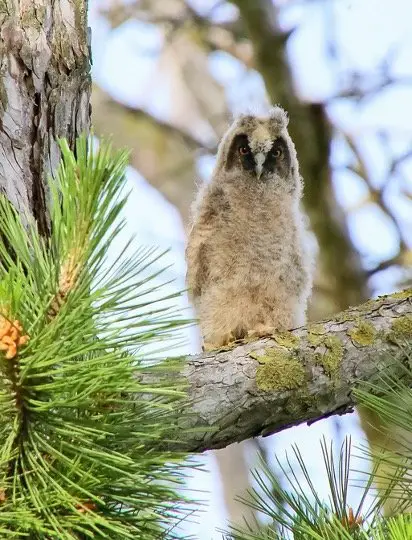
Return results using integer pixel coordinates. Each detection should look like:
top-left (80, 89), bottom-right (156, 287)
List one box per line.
top-left (269, 105), bottom-right (289, 128)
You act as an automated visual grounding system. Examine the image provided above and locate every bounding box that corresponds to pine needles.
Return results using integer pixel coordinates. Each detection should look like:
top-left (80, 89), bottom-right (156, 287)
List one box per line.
top-left (2, 133), bottom-right (412, 540)
top-left (0, 136), bottom-right (193, 539)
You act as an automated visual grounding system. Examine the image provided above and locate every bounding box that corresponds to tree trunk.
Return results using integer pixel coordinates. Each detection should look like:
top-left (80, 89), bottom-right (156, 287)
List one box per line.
top-left (0, 0), bottom-right (91, 233)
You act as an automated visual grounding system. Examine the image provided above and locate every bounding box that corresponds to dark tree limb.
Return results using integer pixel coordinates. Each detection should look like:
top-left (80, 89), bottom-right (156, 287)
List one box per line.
top-left (169, 291), bottom-right (412, 453)
top-left (230, 0), bottom-right (368, 312)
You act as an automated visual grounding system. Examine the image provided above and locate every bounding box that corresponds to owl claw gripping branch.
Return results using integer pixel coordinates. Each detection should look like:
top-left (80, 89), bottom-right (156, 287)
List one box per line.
top-left (185, 107), bottom-right (315, 350)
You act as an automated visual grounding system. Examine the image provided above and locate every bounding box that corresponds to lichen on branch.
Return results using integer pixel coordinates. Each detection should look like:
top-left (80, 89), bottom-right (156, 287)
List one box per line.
top-left (157, 290), bottom-right (412, 453)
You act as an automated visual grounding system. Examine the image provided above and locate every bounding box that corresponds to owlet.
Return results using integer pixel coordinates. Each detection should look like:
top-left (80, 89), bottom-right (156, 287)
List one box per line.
top-left (185, 107), bottom-right (315, 349)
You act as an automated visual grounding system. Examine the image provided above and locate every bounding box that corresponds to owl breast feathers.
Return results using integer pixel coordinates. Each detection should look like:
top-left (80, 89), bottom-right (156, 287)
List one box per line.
top-left (185, 107), bottom-right (315, 349)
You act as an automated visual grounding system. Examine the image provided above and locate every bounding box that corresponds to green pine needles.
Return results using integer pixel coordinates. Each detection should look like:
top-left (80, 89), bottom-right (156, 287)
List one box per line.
top-left (225, 346), bottom-right (412, 540)
top-left (0, 136), bottom-right (193, 539)
top-left (1, 134), bottom-right (411, 540)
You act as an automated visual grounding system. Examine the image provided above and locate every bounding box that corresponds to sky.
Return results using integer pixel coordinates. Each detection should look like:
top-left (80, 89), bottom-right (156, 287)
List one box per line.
top-left (89, 0), bottom-right (412, 537)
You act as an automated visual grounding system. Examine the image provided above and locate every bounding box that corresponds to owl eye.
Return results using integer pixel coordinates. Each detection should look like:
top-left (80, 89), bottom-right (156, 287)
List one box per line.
top-left (272, 147), bottom-right (282, 158)
top-left (238, 145), bottom-right (250, 156)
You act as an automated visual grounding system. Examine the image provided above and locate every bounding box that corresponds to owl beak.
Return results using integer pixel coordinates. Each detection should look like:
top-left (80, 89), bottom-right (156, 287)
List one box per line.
top-left (254, 152), bottom-right (265, 179)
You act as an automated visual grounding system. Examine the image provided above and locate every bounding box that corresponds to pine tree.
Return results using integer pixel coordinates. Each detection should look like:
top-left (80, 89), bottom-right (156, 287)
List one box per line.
top-left (0, 136), bottom-right (193, 539)
top-left (1, 133), bottom-right (412, 540)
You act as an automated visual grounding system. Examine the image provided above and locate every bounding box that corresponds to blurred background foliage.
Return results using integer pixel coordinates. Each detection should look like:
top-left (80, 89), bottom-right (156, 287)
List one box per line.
top-left (88, 0), bottom-right (412, 537)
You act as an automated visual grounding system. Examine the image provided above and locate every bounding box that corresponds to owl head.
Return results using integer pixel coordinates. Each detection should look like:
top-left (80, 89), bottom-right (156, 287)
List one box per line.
top-left (213, 106), bottom-right (301, 196)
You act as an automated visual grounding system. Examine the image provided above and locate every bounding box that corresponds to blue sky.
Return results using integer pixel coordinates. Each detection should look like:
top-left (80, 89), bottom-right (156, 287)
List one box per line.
top-left (90, 0), bottom-right (412, 537)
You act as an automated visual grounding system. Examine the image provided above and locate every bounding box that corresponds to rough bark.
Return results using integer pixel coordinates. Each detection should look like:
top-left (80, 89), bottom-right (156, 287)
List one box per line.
top-left (0, 0), bottom-right (91, 233)
top-left (161, 291), bottom-right (412, 453)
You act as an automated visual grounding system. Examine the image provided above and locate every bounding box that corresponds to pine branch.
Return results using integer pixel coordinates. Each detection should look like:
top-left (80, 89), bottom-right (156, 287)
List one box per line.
top-left (1, 132), bottom-right (411, 537)
top-left (0, 137), bottom-right (194, 539)
top-left (163, 291), bottom-right (412, 453)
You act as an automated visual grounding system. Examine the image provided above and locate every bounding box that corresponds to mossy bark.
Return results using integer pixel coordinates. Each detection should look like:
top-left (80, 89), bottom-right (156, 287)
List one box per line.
top-left (162, 291), bottom-right (412, 452)
top-left (0, 0), bottom-right (91, 234)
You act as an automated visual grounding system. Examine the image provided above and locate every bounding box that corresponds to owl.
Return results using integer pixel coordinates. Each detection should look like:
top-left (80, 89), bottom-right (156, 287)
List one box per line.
top-left (185, 107), bottom-right (315, 350)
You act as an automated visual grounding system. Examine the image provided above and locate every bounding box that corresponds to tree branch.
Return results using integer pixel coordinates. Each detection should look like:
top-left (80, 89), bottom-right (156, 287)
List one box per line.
top-left (163, 291), bottom-right (412, 453)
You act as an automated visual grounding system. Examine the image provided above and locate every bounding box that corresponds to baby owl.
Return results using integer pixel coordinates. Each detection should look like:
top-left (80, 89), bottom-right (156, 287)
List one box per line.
top-left (186, 107), bottom-right (315, 349)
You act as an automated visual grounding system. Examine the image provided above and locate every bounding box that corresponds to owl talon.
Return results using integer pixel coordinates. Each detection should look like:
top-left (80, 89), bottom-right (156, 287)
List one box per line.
top-left (247, 326), bottom-right (277, 340)
top-left (202, 342), bottom-right (216, 352)
top-left (202, 337), bottom-right (239, 352)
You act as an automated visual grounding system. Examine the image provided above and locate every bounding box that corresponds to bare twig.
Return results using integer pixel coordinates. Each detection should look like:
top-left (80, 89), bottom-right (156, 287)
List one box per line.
top-left (342, 132), bottom-right (411, 276)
